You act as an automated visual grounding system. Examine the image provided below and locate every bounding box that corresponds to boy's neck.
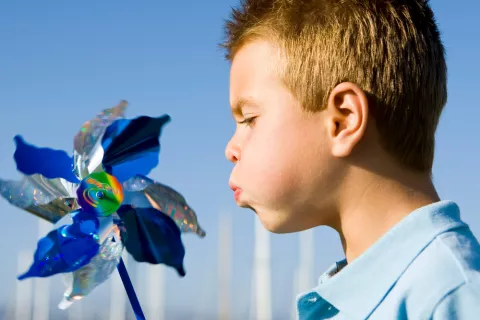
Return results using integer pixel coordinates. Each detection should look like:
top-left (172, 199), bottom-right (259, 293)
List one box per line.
top-left (331, 165), bottom-right (440, 264)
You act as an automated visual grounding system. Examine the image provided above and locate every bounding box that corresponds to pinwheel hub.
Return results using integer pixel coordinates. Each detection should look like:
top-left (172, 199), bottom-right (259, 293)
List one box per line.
top-left (76, 172), bottom-right (124, 217)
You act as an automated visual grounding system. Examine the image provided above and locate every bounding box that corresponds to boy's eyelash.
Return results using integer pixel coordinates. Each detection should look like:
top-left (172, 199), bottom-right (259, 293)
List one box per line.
top-left (238, 117), bottom-right (256, 126)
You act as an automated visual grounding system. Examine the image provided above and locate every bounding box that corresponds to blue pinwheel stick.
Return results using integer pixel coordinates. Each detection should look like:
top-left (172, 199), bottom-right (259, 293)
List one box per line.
top-left (0, 102), bottom-right (206, 317)
top-left (117, 255), bottom-right (146, 320)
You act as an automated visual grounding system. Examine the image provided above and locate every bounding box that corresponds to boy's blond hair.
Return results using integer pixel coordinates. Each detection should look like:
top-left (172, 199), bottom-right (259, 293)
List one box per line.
top-left (221, 0), bottom-right (447, 172)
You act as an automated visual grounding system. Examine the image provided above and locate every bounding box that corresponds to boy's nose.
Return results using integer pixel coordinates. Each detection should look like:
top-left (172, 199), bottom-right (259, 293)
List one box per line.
top-left (225, 140), bottom-right (241, 163)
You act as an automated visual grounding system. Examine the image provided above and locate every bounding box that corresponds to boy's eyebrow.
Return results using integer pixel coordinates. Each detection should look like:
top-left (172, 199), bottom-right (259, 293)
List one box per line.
top-left (231, 97), bottom-right (258, 115)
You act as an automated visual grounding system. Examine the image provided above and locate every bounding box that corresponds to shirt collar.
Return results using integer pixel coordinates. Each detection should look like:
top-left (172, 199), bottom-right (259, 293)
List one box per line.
top-left (314, 200), bottom-right (467, 320)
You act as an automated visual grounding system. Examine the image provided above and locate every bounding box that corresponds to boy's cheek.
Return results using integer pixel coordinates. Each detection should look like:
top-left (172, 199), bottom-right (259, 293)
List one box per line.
top-left (236, 154), bottom-right (299, 200)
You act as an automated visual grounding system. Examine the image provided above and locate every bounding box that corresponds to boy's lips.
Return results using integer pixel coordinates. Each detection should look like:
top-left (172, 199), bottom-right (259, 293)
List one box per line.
top-left (233, 189), bottom-right (242, 202)
top-left (229, 181), bottom-right (243, 202)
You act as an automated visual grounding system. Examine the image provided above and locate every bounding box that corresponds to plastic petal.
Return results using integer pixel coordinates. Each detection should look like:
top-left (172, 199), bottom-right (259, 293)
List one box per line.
top-left (13, 136), bottom-right (79, 183)
top-left (101, 115), bottom-right (171, 182)
top-left (0, 174), bottom-right (78, 223)
top-left (17, 210), bottom-right (101, 280)
top-left (73, 100), bottom-right (127, 180)
top-left (117, 205), bottom-right (186, 277)
top-left (24, 197), bottom-right (78, 224)
top-left (58, 228), bottom-right (123, 309)
top-left (123, 175), bottom-right (206, 237)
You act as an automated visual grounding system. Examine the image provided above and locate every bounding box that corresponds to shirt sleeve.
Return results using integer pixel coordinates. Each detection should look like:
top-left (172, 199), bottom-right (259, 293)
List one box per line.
top-left (431, 282), bottom-right (480, 319)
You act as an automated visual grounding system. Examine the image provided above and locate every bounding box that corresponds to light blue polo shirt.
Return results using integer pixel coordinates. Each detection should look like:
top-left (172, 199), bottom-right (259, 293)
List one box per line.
top-left (296, 201), bottom-right (480, 319)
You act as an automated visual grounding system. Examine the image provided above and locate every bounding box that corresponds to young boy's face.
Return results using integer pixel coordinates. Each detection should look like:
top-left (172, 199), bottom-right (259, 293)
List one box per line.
top-left (226, 40), bottom-right (342, 233)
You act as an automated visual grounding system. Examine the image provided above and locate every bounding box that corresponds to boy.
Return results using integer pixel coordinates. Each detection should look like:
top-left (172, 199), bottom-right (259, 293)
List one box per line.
top-left (221, 0), bottom-right (480, 319)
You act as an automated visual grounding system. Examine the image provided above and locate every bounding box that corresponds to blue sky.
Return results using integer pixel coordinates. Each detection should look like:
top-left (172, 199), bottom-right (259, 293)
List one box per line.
top-left (0, 1), bottom-right (478, 319)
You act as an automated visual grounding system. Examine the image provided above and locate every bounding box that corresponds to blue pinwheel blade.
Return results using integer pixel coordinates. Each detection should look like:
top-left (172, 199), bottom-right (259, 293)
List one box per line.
top-left (18, 210), bottom-right (101, 280)
top-left (58, 230), bottom-right (124, 309)
top-left (122, 175), bottom-right (206, 237)
top-left (117, 205), bottom-right (186, 277)
top-left (101, 115), bottom-right (170, 183)
top-left (13, 135), bottom-right (79, 183)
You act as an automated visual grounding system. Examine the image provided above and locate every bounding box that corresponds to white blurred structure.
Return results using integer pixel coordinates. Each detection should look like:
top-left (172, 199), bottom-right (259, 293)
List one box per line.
top-left (146, 265), bottom-right (166, 320)
top-left (218, 211), bottom-right (232, 320)
top-left (252, 218), bottom-right (271, 320)
top-left (109, 253), bottom-right (128, 320)
top-left (297, 229), bottom-right (315, 293)
top-left (291, 229), bottom-right (315, 319)
top-left (67, 300), bottom-right (84, 320)
top-left (32, 219), bottom-right (51, 320)
top-left (15, 251), bottom-right (33, 320)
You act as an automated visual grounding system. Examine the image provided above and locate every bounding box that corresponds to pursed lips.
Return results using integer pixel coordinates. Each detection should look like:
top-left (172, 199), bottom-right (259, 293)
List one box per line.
top-left (229, 181), bottom-right (242, 202)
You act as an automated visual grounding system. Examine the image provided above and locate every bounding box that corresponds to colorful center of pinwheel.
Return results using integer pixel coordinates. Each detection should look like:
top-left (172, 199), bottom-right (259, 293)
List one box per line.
top-left (76, 172), bottom-right (124, 216)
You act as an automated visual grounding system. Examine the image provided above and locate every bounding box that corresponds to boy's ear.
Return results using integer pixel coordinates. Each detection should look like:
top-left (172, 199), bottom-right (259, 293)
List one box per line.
top-left (325, 82), bottom-right (369, 158)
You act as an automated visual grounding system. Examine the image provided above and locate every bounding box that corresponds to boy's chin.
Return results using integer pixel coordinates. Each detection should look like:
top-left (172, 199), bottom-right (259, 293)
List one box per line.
top-left (256, 210), bottom-right (309, 234)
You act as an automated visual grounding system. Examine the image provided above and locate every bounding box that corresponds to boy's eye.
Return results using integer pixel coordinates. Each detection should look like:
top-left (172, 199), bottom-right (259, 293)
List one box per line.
top-left (238, 116), bottom-right (257, 127)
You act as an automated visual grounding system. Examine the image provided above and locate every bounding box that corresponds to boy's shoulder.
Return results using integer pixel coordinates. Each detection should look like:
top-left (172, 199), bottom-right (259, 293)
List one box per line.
top-left (297, 202), bottom-right (480, 320)
top-left (378, 226), bottom-right (480, 319)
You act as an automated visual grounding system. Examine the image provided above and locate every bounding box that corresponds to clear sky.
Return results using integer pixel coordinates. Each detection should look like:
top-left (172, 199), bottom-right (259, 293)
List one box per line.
top-left (0, 1), bottom-right (478, 319)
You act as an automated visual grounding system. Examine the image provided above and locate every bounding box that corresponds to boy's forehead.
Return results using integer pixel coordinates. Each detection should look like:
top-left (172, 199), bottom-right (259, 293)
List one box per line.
top-left (229, 40), bottom-right (281, 112)
top-left (230, 40), bottom-right (279, 79)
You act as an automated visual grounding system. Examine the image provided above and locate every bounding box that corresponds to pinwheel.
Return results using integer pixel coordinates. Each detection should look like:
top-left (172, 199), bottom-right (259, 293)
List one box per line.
top-left (0, 101), bottom-right (205, 319)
